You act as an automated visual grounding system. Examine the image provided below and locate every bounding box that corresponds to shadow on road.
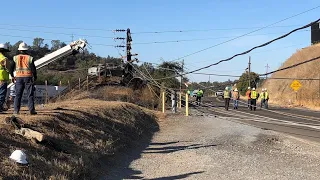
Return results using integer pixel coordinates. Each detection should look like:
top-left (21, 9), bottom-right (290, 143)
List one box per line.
top-left (144, 144), bottom-right (217, 154)
top-left (102, 140), bottom-right (214, 179)
top-left (145, 171), bottom-right (205, 180)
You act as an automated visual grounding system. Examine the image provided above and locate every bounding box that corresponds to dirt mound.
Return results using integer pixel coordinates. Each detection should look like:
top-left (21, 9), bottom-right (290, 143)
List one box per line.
top-left (263, 44), bottom-right (320, 109)
top-left (0, 99), bottom-right (159, 179)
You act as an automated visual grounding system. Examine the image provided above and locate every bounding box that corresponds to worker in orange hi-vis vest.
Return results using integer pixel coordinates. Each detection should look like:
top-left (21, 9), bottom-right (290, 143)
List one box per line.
top-left (9, 42), bottom-right (37, 115)
top-left (245, 87), bottom-right (251, 109)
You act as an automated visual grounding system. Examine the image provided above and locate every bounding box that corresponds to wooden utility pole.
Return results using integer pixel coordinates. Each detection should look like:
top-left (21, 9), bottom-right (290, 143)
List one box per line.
top-left (248, 56), bottom-right (251, 88)
top-left (179, 59), bottom-right (184, 108)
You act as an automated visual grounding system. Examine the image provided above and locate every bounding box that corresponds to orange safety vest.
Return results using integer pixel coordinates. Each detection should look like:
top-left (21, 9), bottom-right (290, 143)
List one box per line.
top-left (13, 55), bottom-right (33, 77)
top-left (246, 90), bottom-right (251, 100)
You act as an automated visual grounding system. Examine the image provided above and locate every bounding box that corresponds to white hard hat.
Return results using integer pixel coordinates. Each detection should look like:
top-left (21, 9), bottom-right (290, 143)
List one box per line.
top-left (0, 43), bottom-right (10, 52)
top-left (248, 87), bottom-right (251, 89)
top-left (225, 87), bottom-right (228, 90)
top-left (9, 150), bottom-right (28, 164)
top-left (252, 88), bottom-right (256, 90)
top-left (264, 88), bottom-right (267, 91)
top-left (234, 88), bottom-right (238, 92)
top-left (18, 42), bottom-right (29, 51)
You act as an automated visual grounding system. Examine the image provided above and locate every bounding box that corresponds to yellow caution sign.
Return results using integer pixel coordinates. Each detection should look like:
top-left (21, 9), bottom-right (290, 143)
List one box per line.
top-left (290, 80), bottom-right (302, 91)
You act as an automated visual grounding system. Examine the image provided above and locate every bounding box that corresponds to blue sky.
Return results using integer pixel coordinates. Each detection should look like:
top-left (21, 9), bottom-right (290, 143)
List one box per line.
top-left (1, 0), bottom-right (319, 82)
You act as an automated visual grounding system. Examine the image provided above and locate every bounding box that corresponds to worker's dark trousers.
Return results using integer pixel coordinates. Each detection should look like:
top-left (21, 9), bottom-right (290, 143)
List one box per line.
top-left (250, 99), bottom-right (257, 111)
top-left (0, 82), bottom-right (7, 111)
top-left (225, 98), bottom-right (230, 110)
top-left (261, 99), bottom-right (265, 108)
top-left (196, 96), bottom-right (201, 105)
top-left (14, 77), bottom-right (35, 113)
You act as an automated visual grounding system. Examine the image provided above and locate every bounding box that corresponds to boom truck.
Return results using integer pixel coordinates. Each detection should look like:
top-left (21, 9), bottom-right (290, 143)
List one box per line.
top-left (8, 39), bottom-right (88, 89)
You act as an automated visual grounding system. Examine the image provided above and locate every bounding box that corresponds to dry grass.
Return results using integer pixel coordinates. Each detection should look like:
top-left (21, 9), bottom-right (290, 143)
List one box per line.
top-left (263, 44), bottom-right (320, 109)
top-left (0, 99), bottom-right (159, 179)
top-left (57, 86), bottom-right (158, 110)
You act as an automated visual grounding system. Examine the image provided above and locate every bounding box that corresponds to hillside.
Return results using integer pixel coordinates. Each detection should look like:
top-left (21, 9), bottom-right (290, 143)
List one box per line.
top-left (263, 44), bottom-right (320, 109)
top-left (0, 99), bottom-right (160, 179)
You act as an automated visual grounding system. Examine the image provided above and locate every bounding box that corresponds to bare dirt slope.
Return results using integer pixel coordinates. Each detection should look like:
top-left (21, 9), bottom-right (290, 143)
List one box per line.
top-left (0, 99), bottom-right (159, 179)
top-left (263, 44), bottom-right (320, 109)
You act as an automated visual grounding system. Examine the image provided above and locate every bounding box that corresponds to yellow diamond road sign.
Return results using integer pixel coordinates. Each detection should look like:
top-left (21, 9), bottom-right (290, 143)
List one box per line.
top-left (290, 80), bottom-right (302, 91)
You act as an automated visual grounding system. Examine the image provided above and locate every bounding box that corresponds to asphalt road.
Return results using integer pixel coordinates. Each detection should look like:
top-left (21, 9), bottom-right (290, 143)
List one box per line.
top-left (193, 96), bottom-right (320, 143)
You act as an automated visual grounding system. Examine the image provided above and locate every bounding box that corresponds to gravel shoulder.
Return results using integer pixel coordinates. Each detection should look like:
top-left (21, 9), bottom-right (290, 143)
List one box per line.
top-left (106, 112), bottom-right (320, 180)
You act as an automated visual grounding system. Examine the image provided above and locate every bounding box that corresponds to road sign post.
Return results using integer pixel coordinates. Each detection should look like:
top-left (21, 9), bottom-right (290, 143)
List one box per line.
top-left (290, 80), bottom-right (302, 92)
top-left (290, 80), bottom-right (302, 103)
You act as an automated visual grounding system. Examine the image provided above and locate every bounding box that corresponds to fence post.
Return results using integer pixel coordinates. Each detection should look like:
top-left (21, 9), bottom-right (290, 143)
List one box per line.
top-left (87, 76), bottom-right (89, 91)
top-left (162, 91), bottom-right (165, 113)
top-left (68, 80), bottom-right (70, 89)
top-left (79, 78), bottom-right (81, 90)
top-left (179, 92), bottom-right (182, 108)
top-left (186, 93), bottom-right (189, 116)
top-left (45, 80), bottom-right (48, 104)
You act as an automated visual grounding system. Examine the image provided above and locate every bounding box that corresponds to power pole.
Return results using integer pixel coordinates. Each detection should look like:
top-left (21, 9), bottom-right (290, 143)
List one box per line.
top-left (248, 56), bottom-right (251, 88)
top-left (126, 28), bottom-right (132, 63)
top-left (180, 59), bottom-right (184, 93)
top-left (265, 63), bottom-right (270, 79)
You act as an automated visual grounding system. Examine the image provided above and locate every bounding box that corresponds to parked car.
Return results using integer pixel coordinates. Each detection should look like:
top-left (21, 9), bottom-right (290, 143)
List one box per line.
top-left (215, 90), bottom-right (224, 97)
top-left (192, 90), bottom-right (198, 97)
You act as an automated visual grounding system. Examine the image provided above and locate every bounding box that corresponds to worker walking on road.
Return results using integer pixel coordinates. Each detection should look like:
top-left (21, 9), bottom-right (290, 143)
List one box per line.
top-left (246, 87), bottom-right (251, 109)
top-left (260, 88), bottom-right (265, 108)
top-left (9, 42), bottom-right (37, 115)
top-left (171, 89), bottom-right (177, 113)
top-left (0, 43), bottom-right (10, 113)
top-left (196, 89), bottom-right (203, 105)
top-left (232, 88), bottom-right (240, 109)
top-left (224, 87), bottom-right (231, 111)
top-left (249, 88), bottom-right (259, 111)
top-left (264, 88), bottom-right (269, 109)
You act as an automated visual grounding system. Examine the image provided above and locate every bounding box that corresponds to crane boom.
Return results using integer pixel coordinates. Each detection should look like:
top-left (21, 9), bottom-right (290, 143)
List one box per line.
top-left (8, 39), bottom-right (87, 88)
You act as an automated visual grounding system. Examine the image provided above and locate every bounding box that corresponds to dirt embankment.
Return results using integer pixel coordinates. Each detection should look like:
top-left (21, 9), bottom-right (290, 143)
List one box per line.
top-left (263, 44), bottom-right (320, 109)
top-left (0, 99), bottom-right (160, 179)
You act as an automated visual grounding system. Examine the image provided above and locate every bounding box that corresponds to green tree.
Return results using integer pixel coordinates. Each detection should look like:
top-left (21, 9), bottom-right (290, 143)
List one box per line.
top-left (236, 72), bottom-right (260, 96)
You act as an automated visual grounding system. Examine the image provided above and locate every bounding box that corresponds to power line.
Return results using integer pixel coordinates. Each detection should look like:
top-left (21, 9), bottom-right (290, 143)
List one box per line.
top-left (0, 24), bottom-right (115, 31)
top-left (258, 55), bottom-right (320, 76)
top-left (0, 27), bottom-right (115, 39)
top-left (192, 73), bottom-right (241, 77)
top-left (133, 30), bottom-right (310, 45)
top-left (131, 25), bottom-right (304, 34)
top-left (184, 43), bottom-right (307, 68)
top-left (152, 17), bottom-right (320, 81)
top-left (167, 5), bottom-right (320, 62)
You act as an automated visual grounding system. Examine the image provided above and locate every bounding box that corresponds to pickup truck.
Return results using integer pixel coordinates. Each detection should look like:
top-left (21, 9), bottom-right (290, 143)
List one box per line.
top-left (215, 90), bottom-right (224, 97)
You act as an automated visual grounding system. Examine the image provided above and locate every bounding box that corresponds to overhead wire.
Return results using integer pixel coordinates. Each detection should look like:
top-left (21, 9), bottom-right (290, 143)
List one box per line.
top-left (152, 17), bottom-right (320, 81)
top-left (131, 25), bottom-right (305, 34)
top-left (132, 30), bottom-right (311, 45)
top-left (0, 27), bottom-right (115, 39)
top-left (166, 5), bottom-right (320, 62)
top-left (0, 23), bottom-right (115, 31)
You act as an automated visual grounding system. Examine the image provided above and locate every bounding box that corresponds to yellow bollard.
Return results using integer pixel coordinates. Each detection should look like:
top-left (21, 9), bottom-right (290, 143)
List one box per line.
top-left (186, 93), bottom-right (189, 116)
top-left (162, 92), bottom-right (165, 113)
top-left (179, 92), bottom-right (182, 108)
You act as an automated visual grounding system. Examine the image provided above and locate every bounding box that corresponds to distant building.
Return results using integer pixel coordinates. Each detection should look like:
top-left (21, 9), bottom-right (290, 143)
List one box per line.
top-left (311, 21), bottom-right (320, 44)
